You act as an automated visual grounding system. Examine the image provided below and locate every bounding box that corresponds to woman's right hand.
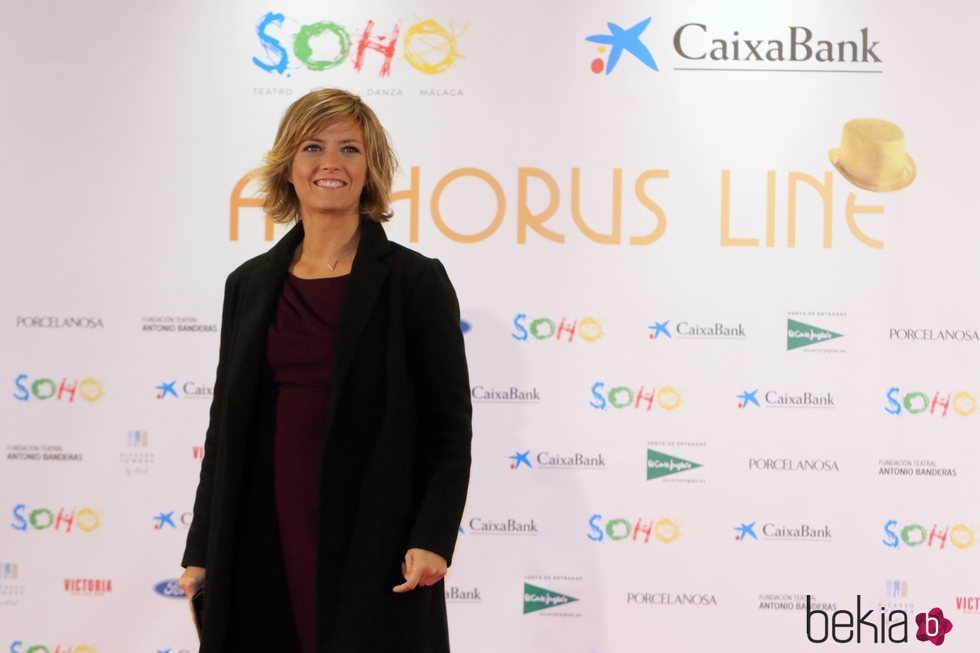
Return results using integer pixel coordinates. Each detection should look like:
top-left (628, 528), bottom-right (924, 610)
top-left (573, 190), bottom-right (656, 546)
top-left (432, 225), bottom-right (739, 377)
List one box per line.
top-left (179, 565), bottom-right (206, 597)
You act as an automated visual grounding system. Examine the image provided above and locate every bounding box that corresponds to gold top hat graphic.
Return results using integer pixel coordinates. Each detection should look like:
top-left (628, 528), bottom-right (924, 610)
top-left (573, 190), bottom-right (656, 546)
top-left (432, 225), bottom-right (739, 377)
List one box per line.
top-left (829, 118), bottom-right (916, 192)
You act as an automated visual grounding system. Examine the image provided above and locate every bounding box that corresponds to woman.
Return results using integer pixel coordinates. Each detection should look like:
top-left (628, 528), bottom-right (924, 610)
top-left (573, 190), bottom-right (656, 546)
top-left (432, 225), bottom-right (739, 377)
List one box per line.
top-left (178, 88), bottom-right (472, 652)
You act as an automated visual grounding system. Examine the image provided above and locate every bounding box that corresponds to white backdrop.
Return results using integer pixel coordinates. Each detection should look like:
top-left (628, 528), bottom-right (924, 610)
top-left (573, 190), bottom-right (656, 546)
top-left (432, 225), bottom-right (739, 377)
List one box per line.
top-left (2, 0), bottom-right (979, 651)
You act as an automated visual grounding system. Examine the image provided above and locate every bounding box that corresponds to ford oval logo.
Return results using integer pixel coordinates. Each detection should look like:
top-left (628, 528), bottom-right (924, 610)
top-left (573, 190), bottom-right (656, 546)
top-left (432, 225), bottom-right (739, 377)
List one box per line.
top-left (154, 578), bottom-right (186, 599)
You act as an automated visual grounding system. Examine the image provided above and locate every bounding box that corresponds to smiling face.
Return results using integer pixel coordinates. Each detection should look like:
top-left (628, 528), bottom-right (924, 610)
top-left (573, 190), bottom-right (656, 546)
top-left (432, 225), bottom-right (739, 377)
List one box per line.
top-left (288, 119), bottom-right (368, 221)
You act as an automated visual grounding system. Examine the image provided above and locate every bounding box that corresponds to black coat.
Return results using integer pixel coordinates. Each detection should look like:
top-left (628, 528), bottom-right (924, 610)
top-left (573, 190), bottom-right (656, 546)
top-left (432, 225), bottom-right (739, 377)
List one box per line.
top-left (182, 219), bottom-right (472, 652)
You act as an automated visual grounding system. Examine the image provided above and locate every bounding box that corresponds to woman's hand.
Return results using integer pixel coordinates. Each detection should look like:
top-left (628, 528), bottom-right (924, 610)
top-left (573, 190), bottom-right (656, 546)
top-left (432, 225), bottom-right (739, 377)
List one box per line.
top-left (392, 548), bottom-right (447, 593)
top-left (179, 565), bottom-right (206, 597)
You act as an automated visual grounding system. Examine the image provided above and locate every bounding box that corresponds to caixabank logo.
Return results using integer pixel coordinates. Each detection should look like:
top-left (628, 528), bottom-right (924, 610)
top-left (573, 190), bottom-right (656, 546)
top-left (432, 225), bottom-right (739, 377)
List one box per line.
top-left (734, 521), bottom-right (831, 543)
top-left (586, 18), bottom-right (884, 76)
top-left (508, 450), bottom-right (606, 471)
top-left (471, 385), bottom-right (540, 404)
top-left (13, 375), bottom-right (104, 403)
top-left (153, 511), bottom-right (192, 531)
top-left (252, 12), bottom-right (465, 78)
top-left (512, 313), bottom-right (604, 343)
top-left (461, 516), bottom-right (538, 537)
top-left (884, 387), bottom-right (977, 418)
top-left (736, 388), bottom-right (835, 410)
top-left (155, 381), bottom-right (214, 400)
top-left (805, 595), bottom-right (953, 645)
top-left (522, 576), bottom-right (581, 616)
top-left (646, 319), bottom-right (746, 342)
top-left (445, 585), bottom-right (481, 604)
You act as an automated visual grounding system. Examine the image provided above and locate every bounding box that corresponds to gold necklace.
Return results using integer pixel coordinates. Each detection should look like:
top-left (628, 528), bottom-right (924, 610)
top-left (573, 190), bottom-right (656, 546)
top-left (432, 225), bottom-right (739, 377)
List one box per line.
top-left (305, 236), bottom-right (358, 271)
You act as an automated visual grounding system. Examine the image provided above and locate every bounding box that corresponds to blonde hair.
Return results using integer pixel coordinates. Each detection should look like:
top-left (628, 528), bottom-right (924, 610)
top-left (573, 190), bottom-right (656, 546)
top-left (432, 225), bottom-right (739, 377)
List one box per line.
top-left (257, 88), bottom-right (397, 223)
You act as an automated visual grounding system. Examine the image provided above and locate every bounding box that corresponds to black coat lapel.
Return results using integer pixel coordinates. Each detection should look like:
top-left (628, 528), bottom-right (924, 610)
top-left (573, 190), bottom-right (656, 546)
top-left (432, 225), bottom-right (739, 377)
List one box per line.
top-left (222, 222), bottom-right (303, 453)
top-left (325, 219), bottom-right (390, 427)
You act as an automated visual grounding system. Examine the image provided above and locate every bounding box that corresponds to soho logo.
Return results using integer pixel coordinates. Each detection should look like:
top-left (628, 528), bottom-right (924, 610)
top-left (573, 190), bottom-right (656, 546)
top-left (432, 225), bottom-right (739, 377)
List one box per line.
top-left (511, 314), bottom-right (604, 343)
top-left (9, 643), bottom-right (96, 653)
top-left (589, 382), bottom-right (682, 411)
top-left (252, 13), bottom-right (464, 76)
top-left (884, 387), bottom-right (977, 417)
top-left (10, 504), bottom-right (101, 533)
top-left (882, 520), bottom-right (975, 550)
top-left (12, 375), bottom-right (103, 402)
top-left (587, 514), bottom-right (680, 543)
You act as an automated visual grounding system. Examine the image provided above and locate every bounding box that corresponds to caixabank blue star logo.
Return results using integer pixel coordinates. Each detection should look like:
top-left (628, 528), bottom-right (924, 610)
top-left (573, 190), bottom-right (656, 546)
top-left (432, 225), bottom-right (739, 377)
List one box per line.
top-left (586, 18), bottom-right (659, 75)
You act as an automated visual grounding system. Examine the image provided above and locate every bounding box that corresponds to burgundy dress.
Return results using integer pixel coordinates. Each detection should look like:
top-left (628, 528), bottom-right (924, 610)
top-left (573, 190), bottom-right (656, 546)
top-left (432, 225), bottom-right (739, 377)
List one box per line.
top-left (229, 272), bottom-right (348, 653)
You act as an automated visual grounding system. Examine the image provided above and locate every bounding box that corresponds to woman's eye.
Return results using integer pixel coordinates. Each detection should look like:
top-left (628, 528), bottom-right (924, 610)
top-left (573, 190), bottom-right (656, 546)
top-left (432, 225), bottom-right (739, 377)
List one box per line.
top-left (303, 143), bottom-right (321, 152)
top-left (342, 145), bottom-right (360, 154)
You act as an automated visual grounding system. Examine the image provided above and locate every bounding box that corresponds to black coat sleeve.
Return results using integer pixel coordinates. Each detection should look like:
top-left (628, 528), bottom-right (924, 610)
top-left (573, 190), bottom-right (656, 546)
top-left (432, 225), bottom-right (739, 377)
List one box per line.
top-left (404, 259), bottom-right (472, 566)
top-left (182, 271), bottom-right (240, 568)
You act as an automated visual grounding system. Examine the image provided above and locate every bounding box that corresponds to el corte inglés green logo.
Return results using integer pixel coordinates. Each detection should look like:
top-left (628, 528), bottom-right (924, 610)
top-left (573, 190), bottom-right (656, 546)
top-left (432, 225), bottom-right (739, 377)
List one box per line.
top-left (647, 449), bottom-right (702, 480)
top-left (787, 319), bottom-right (843, 350)
top-left (523, 583), bottom-right (579, 614)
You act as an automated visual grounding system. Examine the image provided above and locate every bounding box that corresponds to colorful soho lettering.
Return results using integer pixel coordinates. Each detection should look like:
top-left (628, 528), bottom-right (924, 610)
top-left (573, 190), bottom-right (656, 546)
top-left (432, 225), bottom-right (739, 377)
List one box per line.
top-left (12, 375), bottom-right (103, 402)
top-left (587, 514), bottom-right (680, 543)
top-left (884, 387), bottom-right (977, 416)
top-left (10, 504), bottom-right (101, 533)
top-left (512, 314), bottom-right (604, 343)
top-left (882, 520), bottom-right (975, 549)
top-left (253, 13), bottom-right (462, 76)
top-left (589, 382), bottom-right (682, 411)
top-left (9, 644), bottom-right (95, 653)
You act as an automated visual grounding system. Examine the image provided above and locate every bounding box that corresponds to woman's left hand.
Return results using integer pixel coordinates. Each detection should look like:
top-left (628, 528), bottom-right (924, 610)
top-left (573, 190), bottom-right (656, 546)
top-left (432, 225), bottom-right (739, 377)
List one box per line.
top-left (392, 548), bottom-right (447, 593)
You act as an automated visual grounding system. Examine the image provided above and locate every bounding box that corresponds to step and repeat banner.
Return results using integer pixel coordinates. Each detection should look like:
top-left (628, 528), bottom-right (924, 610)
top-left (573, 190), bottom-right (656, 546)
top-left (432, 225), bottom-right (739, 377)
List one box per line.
top-left (3, 0), bottom-right (979, 651)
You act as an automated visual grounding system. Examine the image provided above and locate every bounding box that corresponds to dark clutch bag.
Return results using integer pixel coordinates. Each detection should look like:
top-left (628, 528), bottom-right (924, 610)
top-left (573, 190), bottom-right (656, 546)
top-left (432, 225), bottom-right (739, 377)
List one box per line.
top-left (190, 588), bottom-right (205, 638)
